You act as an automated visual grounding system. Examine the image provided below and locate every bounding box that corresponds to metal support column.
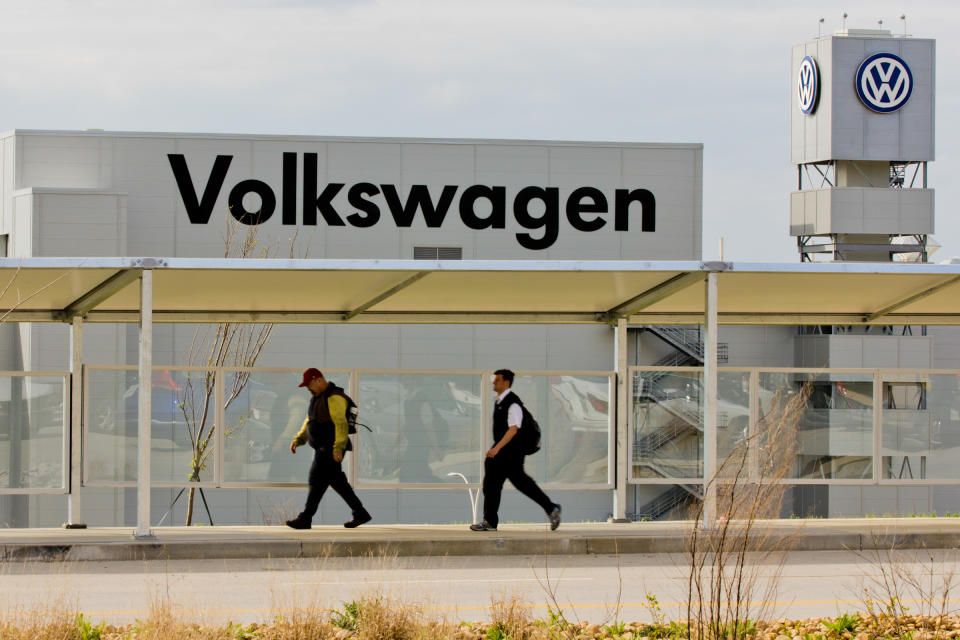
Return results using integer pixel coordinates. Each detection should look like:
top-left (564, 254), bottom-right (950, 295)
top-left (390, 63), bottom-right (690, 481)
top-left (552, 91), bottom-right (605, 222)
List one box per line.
top-left (134, 270), bottom-right (154, 539)
top-left (65, 315), bottom-right (86, 528)
top-left (610, 318), bottom-right (630, 522)
top-left (702, 272), bottom-right (719, 526)
top-left (873, 369), bottom-right (882, 486)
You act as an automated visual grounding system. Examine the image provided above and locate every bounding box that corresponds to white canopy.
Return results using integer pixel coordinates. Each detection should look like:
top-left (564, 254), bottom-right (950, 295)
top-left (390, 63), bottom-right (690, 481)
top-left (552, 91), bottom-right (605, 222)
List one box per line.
top-left (2, 257), bottom-right (960, 325)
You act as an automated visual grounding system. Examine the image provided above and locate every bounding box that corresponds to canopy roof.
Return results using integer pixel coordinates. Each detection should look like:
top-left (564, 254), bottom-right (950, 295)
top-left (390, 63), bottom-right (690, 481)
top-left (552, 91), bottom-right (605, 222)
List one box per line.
top-left (2, 257), bottom-right (960, 325)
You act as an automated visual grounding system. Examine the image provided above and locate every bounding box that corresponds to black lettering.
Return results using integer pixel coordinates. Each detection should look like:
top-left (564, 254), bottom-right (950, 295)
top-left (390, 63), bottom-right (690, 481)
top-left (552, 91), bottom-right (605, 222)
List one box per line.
top-left (615, 188), bottom-right (655, 232)
top-left (459, 185), bottom-right (506, 229)
top-left (381, 184), bottom-right (457, 227)
top-left (228, 180), bottom-right (275, 225)
top-left (566, 187), bottom-right (608, 232)
top-left (282, 152), bottom-right (296, 225)
top-left (347, 183), bottom-right (381, 227)
top-left (303, 153), bottom-right (345, 226)
top-left (168, 154), bottom-right (232, 224)
top-left (513, 186), bottom-right (559, 250)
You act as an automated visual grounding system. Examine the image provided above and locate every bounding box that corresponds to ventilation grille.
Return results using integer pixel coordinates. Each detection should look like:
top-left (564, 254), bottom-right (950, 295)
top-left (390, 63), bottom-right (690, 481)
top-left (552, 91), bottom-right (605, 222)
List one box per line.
top-left (414, 246), bottom-right (463, 260)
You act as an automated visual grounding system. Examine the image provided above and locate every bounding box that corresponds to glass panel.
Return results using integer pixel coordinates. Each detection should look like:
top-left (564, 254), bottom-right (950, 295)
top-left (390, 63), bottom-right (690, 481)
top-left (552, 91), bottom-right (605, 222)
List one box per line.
top-left (357, 373), bottom-right (483, 484)
top-left (884, 382), bottom-right (926, 410)
top-left (86, 369), bottom-right (138, 483)
top-left (511, 374), bottom-right (611, 485)
top-left (632, 483), bottom-right (873, 520)
top-left (222, 371), bottom-right (348, 483)
top-left (150, 369), bottom-right (213, 484)
top-left (758, 372), bottom-right (873, 480)
top-left (883, 374), bottom-right (960, 480)
top-left (631, 370), bottom-right (702, 479)
top-left (86, 368), bottom-right (216, 485)
top-left (633, 483), bottom-right (701, 521)
top-left (0, 375), bottom-right (66, 489)
top-left (779, 484), bottom-right (834, 518)
top-left (716, 371), bottom-right (751, 477)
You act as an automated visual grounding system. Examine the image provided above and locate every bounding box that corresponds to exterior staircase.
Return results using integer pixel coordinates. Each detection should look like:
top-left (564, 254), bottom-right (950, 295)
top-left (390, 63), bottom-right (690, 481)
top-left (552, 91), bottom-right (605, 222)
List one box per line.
top-left (635, 484), bottom-right (701, 521)
top-left (631, 326), bottom-right (707, 519)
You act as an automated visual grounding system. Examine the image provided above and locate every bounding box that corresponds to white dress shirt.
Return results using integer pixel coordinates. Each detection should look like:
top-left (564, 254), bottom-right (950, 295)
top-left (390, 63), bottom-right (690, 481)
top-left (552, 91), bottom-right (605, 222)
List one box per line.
top-left (496, 388), bottom-right (523, 429)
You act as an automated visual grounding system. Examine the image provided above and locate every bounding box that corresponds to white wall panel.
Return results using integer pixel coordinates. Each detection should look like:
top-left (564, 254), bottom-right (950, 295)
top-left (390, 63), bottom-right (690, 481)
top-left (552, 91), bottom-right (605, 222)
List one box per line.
top-left (402, 143), bottom-right (475, 177)
top-left (12, 192), bottom-right (33, 257)
top-left (475, 144), bottom-right (549, 176)
top-left (474, 325), bottom-right (548, 370)
top-left (327, 142), bottom-right (402, 178)
top-left (19, 135), bottom-right (112, 189)
top-left (0, 137), bottom-right (12, 235)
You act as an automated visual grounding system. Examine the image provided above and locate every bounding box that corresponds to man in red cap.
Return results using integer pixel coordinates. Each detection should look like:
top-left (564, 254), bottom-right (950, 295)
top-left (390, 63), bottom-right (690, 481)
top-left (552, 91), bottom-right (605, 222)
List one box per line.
top-left (286, 368), bottom-right (371, 529)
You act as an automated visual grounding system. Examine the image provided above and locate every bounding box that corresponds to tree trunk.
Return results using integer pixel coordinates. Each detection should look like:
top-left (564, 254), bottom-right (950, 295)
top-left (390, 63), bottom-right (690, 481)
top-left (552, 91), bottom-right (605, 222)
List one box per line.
top-left (186, 486), bottom-right (195, 526)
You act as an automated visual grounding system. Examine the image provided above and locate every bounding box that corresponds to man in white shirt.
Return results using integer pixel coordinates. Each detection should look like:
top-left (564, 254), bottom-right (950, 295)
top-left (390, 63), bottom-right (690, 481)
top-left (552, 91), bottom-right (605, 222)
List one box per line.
top-left (470, 369), bottom-right (561, 531)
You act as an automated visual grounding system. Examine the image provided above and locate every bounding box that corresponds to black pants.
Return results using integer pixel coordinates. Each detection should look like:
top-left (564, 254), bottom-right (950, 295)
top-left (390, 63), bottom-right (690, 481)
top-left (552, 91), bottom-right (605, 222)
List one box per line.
top-left (482, 451), bottom-right (556, 528)
top-left (299, 447), bottom-right (367, 521)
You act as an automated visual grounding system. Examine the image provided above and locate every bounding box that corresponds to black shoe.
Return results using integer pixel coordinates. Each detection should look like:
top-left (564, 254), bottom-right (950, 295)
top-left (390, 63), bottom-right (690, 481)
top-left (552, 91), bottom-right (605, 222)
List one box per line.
top-left (548, 505), bottom-right (561, 531)
top-left (344, 511), bottom-right (372, 528)
top-left (286, 517), bottom-right (311, 530)
top-left (469, 521), bottom-right (497, 531)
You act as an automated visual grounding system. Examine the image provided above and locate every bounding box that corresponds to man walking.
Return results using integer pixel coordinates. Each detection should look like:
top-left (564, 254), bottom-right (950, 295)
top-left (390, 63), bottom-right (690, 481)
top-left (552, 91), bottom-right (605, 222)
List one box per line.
top-left (470, 369), bottom-right (561, 532)
top-left (286, 368), bottom-right (372, 529)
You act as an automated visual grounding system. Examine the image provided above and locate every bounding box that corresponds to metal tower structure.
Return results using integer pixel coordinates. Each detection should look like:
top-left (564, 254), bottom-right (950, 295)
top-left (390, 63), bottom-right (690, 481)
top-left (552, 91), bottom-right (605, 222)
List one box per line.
top-left (791, 28), bottom-right (935, 262)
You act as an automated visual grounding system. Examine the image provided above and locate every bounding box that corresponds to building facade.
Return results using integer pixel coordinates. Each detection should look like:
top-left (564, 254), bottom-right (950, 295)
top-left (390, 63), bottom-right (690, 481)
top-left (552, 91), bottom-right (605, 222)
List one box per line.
top-left (0, 133), bottom-right (716, 526)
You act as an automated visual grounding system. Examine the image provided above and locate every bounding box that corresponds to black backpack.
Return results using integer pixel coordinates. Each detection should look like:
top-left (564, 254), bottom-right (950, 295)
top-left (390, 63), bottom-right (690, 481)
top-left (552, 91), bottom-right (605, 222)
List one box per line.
top-left (519, 403), bottom-right (542, 455)
top-left (330, 389), bottom-right (372, 453)
top-left (342, 393), bottom-right (372, 435)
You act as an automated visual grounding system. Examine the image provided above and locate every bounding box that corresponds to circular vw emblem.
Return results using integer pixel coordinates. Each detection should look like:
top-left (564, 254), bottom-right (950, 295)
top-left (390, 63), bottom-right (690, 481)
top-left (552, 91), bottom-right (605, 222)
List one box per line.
top-left (855, 52), bottom-right (913, 113)
top-left (797, 56), bottom-right (820, 115)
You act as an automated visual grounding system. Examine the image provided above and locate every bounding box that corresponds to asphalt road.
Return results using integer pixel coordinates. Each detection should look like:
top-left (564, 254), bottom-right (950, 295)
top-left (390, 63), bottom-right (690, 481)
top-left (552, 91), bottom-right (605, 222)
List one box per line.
top-left (1, 549), bottom-right (958, 626)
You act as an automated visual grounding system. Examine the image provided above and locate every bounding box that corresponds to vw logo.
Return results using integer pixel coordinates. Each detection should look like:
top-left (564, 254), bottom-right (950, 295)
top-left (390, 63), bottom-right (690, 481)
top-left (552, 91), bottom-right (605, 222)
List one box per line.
top-left (855, 52), bottom-right (913, 113)
top-left (797, 56), bottom-right (820, 115)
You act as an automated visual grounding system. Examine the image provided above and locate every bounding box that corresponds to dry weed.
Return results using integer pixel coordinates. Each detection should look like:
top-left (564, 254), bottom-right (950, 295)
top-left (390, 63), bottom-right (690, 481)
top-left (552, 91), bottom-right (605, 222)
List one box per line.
top-left (488, 590), bottom-right (534, 640)
top-left (354, 592), bottom-right (419, 640)
top-left (257, 497), bottom-right (299, 526)
top-left (855, 538), bottom-right (960, 640)
top-left (684, 380), bottom-right (811, 640)
top-left (0, 583), bottom-right (79, 640)
top-left (258, 608), bottom-right (335, 640)
top-left (0, 608), bottom-right (75, 640)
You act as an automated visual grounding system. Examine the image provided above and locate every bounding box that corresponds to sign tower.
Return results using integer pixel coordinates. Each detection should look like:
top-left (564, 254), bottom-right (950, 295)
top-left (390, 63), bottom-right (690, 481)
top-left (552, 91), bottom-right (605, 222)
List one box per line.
top-left (790, 28), bottom-right (935, 261)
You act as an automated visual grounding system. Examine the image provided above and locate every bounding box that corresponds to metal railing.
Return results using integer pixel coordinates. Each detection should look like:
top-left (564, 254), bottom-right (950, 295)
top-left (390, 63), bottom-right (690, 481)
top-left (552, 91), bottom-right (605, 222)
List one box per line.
top-left (645, 326), bottom-right (704, 362)
top-left (635, 484), bottom-right (701, 520)
top-left (628, 366), bottom-right (960, 490)
top-left (76, 367), bottom-right (614, 492)
top-left (5, 365), bottom-right (960, 525)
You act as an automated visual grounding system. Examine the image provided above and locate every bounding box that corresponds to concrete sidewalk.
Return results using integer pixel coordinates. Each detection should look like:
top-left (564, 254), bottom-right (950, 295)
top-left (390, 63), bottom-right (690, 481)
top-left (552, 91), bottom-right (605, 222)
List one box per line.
top-left (2, 518), bottom-right (959, 563)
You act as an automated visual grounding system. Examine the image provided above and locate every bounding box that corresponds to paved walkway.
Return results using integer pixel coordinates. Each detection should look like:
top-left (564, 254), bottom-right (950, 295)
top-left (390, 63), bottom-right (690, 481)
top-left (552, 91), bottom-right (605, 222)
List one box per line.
top-left (2, 518), bottom-right (959, 562)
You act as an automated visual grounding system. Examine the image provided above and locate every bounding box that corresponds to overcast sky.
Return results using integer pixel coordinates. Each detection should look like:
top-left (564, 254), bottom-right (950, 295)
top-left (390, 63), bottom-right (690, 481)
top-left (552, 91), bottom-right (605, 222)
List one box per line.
top-left (2, 0), bottom-right (958, 263)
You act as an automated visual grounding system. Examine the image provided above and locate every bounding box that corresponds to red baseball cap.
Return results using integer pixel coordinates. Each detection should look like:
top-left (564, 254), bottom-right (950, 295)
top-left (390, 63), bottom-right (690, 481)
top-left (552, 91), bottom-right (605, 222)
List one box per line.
top-left (298, 367), bottom-right (323, 387)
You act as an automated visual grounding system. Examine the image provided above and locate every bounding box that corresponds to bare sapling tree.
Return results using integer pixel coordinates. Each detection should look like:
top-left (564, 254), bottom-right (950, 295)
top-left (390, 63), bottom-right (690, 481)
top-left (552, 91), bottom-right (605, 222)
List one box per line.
top-left (856, 539), bottom-right (959, 639)
top-left (685, 380), bottom-right (812, 640)
top-left (177, 218), bottom-right (300, 525)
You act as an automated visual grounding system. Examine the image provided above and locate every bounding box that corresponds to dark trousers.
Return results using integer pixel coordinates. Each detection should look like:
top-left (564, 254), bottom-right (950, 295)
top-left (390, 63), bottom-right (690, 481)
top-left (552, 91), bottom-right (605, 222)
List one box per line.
top-left (481, 450), bottom-right (556, 528)
top-left (299, 447), bottom-right (367, 521)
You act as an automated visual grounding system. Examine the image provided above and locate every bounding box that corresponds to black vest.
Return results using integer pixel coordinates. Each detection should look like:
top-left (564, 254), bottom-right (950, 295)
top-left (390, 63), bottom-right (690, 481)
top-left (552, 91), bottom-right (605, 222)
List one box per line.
top-left (493, 392), bottom-right (524, 453)
top-left (306, 383), bottom-right (351, 450)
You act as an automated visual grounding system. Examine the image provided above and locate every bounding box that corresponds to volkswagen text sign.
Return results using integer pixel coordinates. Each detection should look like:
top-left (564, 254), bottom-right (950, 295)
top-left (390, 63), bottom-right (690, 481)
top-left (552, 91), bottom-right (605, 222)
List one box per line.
top-left (797, 56), bottom-right (820, 115)
top-left (168, 153), bottom-right (657, 251)
top-left (855, 52), bottom-right (913, 113)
